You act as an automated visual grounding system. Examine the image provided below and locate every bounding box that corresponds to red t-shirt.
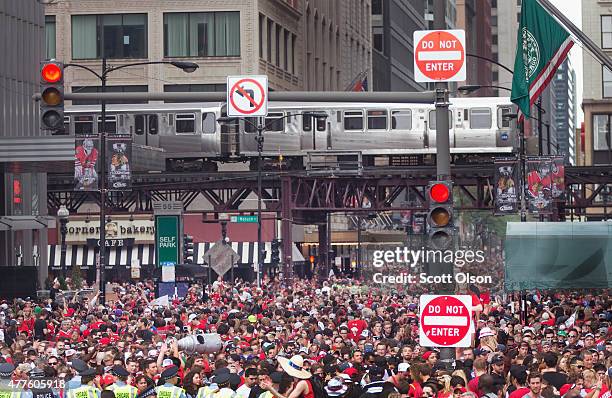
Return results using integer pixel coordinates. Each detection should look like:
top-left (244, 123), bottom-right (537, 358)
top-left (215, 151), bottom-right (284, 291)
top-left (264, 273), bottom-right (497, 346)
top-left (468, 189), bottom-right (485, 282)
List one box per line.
top-left (509, 387), bottom-right (530, 398)
top-left (408, 382), bottom-right (423, 398)
top-left (468, 376), bottom-right (483, 398)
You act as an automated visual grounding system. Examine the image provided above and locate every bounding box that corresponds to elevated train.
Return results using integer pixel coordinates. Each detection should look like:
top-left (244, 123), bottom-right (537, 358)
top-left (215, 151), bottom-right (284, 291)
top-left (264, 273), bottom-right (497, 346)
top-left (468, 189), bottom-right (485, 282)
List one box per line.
top-left (64, 97), bottom-right (518, 171)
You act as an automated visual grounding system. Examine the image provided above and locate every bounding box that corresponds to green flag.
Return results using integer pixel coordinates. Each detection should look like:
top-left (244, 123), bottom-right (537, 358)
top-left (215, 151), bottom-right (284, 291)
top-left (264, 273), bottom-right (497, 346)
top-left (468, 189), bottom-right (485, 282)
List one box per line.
top-left (511, 0), bottom-right (573, 118)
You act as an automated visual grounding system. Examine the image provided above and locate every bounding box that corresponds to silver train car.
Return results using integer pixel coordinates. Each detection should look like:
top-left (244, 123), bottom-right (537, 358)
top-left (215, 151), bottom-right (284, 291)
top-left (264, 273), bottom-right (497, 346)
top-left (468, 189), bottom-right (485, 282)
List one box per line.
top-left (63, 97), bottom-right (518, 171)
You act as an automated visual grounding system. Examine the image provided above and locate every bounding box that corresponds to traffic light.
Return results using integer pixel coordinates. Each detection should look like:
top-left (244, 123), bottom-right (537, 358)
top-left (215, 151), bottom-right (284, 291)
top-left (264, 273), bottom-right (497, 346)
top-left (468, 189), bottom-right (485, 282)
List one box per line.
top-left (40, 61), bottom-right (65, 133)
top-left (426, 180), bottom-right (454, 249)
top-left (183, 234), bottom-right (194, 264)
top-left (271, 239), bottom-right (280, 265)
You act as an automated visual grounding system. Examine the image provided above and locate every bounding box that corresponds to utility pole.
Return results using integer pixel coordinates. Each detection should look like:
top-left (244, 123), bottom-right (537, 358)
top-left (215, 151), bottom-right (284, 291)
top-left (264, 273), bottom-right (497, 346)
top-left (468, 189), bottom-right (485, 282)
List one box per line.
top-left (434, 0), bottom-right (451, 181)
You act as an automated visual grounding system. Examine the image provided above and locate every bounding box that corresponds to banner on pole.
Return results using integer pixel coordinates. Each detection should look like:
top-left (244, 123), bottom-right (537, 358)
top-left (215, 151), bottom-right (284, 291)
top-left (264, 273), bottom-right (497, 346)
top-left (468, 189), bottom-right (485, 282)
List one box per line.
top-left (106, 135), bottom-right (132, 191)
top-left (525, 157), bottom-right (553, 214)
top-left (494, 158), bottom-right (520, 215)
top-left (551, 156), bottom-right (565, 201)
top-left (74, 135), bottom-right (100, 191)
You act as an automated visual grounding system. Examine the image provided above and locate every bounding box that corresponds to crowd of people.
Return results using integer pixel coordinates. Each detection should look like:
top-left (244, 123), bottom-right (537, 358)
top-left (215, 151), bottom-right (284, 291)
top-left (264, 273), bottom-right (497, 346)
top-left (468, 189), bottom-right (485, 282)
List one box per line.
top-left (0, 276), bottom-right (609, 398)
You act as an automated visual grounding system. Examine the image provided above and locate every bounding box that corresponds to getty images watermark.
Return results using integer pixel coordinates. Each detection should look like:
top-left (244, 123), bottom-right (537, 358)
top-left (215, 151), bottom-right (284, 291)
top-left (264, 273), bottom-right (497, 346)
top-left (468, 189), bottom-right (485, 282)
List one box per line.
top-left (371, 247), bottom-right (492, 285)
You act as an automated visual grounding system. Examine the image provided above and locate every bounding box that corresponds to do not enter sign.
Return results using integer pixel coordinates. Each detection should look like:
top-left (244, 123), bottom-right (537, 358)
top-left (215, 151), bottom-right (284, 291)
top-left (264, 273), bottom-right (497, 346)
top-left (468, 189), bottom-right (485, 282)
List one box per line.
top-left (414, 30), bottom-right (466, 82)
top-left (419, 295), bottom-right (472, 347)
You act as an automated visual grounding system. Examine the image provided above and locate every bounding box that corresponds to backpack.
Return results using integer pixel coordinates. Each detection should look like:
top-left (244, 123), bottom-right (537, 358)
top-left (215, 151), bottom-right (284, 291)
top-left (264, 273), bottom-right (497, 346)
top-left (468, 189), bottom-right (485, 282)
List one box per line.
top-left (308, 375), bottom-right (329, 398)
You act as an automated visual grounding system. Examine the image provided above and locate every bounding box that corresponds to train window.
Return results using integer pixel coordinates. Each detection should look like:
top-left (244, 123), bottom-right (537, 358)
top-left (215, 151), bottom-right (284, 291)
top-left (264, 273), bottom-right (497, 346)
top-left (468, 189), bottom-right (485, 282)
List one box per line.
top-left (303, 115), bottom-right (313, 132)
top-left (64, 116), bottom-right (70, 132)
top-left (135, 115), bottom-right (144, 135)
top-left (74, 115), bottom-right (94, 135)
top-left (265, 112), bottom-right (285, 132)
top-left (316, 116), bottom-right (326, 132)
top-left (176, 113), bottom-right (195, 134)
top-left (344, 111), bottom-right (364, 131)
top-left (97, 115), bottom-right (117, 134)
top-left (391, 110), bottom-right (412, 130)
top-left (149, 115), bottom-right (159, 135)
top-left (498, 107), bottom-right (512, 128)
top-left (428, 110), bottom-right (452, 130)
top-left (367, 110), bottom-right (388, 130)
top-left (469, 108), bottom-right (492, 129)
top-left (202, 112), bottom-right (216, 134)
top-left (245, 117), bottom-right (257, 133)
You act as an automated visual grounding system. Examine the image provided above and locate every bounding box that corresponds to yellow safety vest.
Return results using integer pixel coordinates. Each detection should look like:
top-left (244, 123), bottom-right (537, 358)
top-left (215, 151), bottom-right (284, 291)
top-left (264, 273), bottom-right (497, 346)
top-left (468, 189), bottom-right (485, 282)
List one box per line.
top-left (197, 386), bottom-right (213, 398)
top-left (213, 389), bottom-right (235, 398)
top-left (0, 390), bottom-right (21, 398)
top-left (156, 385), bottom-right (184, 398)
top-left (69, 386), bottom-right (99, 398)
top-left (113, 385), bottom-right (138, 398)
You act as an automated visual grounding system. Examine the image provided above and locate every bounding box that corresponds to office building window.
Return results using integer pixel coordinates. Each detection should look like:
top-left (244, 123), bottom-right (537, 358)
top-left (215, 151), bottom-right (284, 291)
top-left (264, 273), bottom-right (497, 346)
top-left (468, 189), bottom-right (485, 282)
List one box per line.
top-left (603, 16), bottom-right (612, 49)
top-left (45, 15), bottom-right (56, 59)
top-left (594, 114), bottom-right (612, 150)
top-left (72, 14), bottom-right (147, 59)
top-left (372, 0), bottom-right (382, 15)
top-left (259, 14), bottom-right (265, 59)
top-left (373, 27), bottom-right (383, 52)
top-left (71, 85), bottom-right (148, 105)
top-left (164, 12), bottom-right (240, 57)
top-left (604, 67), bottom-right (612, 98)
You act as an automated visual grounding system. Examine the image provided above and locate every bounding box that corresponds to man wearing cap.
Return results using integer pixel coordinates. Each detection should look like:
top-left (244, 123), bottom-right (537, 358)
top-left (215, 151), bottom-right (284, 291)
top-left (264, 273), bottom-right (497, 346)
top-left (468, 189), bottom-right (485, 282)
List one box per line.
top-left (67, 368), bottom-right (101, 398)
top-left (360, 365), bottom-right (397, 398)
top-left (0, 363), bottom-right (19, 398)
top-left (386, 363), bottom-right (409, 390)
top-left (210, 373), bottom-right (236, 398)
top-left (156, 366), bottom-right (186, 398)
top-left (106, 366), bottom-right (137, 398)
top-left (488, 355), bottom-right (505, 389)
top-left (29, 368), bottom-right (59, 398)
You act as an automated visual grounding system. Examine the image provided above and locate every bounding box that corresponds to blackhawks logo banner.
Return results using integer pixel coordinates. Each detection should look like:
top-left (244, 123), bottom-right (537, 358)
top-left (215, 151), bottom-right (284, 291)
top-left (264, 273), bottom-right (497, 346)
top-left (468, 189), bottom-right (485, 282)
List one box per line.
top-left (511, 0), bottom-right (574, 118)
top-left (525, 157), bottom-right (553, 214)
top-left (106, 135), bottom-right (132, 191)
top-left (551, 156), bottom-right (565, 201)
top-left (494, 158), bottom-right (519, 215)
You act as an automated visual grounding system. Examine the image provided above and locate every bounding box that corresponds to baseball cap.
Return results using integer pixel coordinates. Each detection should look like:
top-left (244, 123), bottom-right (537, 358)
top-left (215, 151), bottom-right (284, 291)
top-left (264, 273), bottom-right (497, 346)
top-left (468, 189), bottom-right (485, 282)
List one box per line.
top-left (398, 363), bottom-right (410, 372)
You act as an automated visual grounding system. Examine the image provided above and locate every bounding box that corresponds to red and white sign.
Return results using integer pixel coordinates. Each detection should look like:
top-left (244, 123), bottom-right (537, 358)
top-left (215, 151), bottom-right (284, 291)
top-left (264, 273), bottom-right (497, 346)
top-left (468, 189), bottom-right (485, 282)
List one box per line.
top-left (419, 295), bottom-right (472, 347)
top-left (414, 30), bottom-right (466, 82)
top-left (227, 75), bottom-right (268, 117)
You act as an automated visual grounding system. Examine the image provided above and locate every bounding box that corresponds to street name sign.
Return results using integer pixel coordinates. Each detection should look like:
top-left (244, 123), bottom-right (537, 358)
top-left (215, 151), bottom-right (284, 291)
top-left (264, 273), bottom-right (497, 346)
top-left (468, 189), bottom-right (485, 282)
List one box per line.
top-left (230, 215), bottom-right (258, 223)
top-left (419, 294), bottom-right (472, 347)
top-left (227, 75), bottom-right (268, 117)
top-left (414, 30), bottom-right (466, 82)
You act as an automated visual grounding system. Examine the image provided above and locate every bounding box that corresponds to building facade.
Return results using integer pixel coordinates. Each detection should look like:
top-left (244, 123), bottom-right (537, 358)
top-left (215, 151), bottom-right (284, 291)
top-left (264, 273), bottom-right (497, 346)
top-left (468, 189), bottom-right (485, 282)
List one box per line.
top-left (371, 0), bottom-right (426, 92)
top-left (552, 59), bottom-right (577, 165)
top-left (45, 0), bottom-right (372, 100)
top-left (456, 0), bottom-right (493, 96)
top-left (582, 0), bottom-right (612, 167)
top-left (491, 0), bottom-right (520, 96)
top-left (0, 1), bottom-right (61, 289)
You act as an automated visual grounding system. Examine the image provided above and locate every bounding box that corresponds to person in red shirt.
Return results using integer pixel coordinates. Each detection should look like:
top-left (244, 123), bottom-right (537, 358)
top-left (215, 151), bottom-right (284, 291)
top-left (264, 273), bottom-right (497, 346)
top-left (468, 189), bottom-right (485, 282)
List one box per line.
top-left (508, 366), bottom-right (530, 398)
top-left (468, 358), bottom-right (487, 398)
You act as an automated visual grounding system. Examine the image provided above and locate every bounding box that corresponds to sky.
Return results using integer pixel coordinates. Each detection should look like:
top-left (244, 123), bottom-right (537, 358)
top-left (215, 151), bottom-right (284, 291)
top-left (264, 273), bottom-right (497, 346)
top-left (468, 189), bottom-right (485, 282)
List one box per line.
top-left (548, 0), bottom-right (583, 122)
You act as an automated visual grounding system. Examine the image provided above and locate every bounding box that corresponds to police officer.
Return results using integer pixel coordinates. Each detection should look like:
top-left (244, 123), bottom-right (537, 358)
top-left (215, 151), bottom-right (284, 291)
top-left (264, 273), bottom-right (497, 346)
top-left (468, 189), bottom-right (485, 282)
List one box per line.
top-left (0, 363), bottom-right (21, 398)
top-left (66, 359), bottom-right (89, 392)
top-left (155, 366), bottom-right (186, 398)
top-left (29, 368), bottom-right (59, 398)
top-left (106, 367), bottom-right (137, 398)
top-left (210, 374), bottom-right (235, 398)
top-left (67, 368), bottom-right (101, 398)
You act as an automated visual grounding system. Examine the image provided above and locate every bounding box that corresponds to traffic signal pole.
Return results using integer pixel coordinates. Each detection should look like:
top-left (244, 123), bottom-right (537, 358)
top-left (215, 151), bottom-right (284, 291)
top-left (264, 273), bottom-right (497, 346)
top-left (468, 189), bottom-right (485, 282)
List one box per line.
top-left (434, 0), bottom-right (451, 181)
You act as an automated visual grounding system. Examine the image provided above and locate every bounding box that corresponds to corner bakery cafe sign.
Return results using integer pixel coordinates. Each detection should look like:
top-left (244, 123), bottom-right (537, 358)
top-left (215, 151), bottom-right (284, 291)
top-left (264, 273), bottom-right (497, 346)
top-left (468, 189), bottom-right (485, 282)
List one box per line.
top-left (65, 217), bottom-right (155, 245)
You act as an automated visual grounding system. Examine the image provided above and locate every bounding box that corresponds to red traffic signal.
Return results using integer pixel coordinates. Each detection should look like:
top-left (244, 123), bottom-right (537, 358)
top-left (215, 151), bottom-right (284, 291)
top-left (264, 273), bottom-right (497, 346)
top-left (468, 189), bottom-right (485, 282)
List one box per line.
top-left (430, 182), bottom-right (450, 203)
top-left (309, 255), bottom-right (315, 264)
top-left (41, 63), bottom-right (62, 83)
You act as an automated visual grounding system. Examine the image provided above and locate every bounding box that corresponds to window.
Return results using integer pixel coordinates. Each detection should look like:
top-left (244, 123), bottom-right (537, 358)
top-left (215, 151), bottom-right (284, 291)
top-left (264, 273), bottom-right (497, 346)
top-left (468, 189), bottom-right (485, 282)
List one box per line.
top-left (164, 12), bottom-right (240, 57)
top-left (603, 16), bottom-right (612, 49)
top-left (176, 113), bottom-right (195, 134)
top-left (303, 115), bottom-right (312, 132)
top-left (594, 114), bottom-right (611, 150)
top-left (135, 115), bottom-right (145, 135)
top-left (276, 25), bottom-right (281, 67)
top-left (97, 115), bottom-right (117, 134)
top-left (391, 110), bottom-right (412, 130)
top-left (149, 115), bottom-right (158, 135)
top-left (71, 85), bottom-right (148, 105)
top-left (259, 14), bottom-right (265, 59)
top-left (267, 19), bottom-right (274, 62)
top-left (316, 116), bottom-right (326, 131)
top-left (367, 110), bottom-right (387, 130)
top-left (245, 117), bottom-right (258, 133)
top-left (604, 67), bottom-right (612, 98)
top-left (72, 14), bottom-right (147, 59)
top-left (344, 111), bottom-right (364, 131)
top-left (428, 111), bottom-right (452, 130)
top-left (469, 108), bottom-right (492, 129)
top-left (373, 27), bottom-right (384, 52)
top-left (497, 107), bottom-right (512, 128)
top-left (372, 0), bottom-right (382, 15)
top-left (265, 113), bottom-right (285, 132)
top-left (74, 115), bottom-right (94, 135)
top-left (45, 15), bottom-right (56, 59)
top-left (202, 113), bottom-right (216, 134)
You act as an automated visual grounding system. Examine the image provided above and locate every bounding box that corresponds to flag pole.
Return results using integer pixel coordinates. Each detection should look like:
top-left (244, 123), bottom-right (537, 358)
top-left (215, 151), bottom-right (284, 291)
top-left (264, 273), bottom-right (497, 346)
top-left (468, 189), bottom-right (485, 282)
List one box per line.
top-left (538, 0), bottom-right (612, 71)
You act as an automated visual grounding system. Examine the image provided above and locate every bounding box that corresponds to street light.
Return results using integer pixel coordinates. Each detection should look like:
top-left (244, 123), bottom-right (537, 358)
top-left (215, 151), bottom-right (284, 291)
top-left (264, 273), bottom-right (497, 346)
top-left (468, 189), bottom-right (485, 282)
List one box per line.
top-left (217, 111), bottom-right (328, 287)
top-left (57, 205), bottom-right (69, 280)
top-left (65, 58), bottom-right (199, 304)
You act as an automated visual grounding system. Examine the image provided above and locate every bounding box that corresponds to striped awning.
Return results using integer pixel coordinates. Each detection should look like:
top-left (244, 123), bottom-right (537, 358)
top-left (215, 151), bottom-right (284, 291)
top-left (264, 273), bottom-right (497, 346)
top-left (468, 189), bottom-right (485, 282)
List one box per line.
top-left (49, 242), bottom-right (305, 268)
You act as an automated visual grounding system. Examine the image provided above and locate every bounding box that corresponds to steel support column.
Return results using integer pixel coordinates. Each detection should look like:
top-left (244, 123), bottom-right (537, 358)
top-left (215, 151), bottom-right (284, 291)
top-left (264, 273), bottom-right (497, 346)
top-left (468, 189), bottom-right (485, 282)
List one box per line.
top-left (281, 176), bottom-right (293, 283)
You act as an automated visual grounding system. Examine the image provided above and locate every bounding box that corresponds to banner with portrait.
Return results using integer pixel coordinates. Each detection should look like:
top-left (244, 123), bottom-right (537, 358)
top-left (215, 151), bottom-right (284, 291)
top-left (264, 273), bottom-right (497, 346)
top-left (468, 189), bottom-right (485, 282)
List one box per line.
top-left (106, 135), bottom-right (132, 191)
top-left (525, 157), bottom-right (553, 214)
top-left (494, 157), bottom-right (520, 215)
top-left (74, 135), bottom-right (100, 191)
top-left (551, 156), bottom-right (565, 201)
